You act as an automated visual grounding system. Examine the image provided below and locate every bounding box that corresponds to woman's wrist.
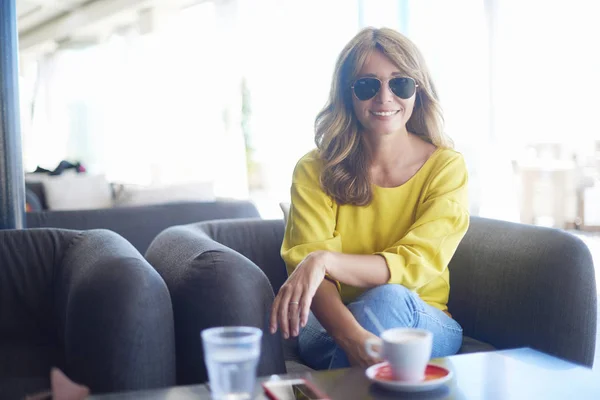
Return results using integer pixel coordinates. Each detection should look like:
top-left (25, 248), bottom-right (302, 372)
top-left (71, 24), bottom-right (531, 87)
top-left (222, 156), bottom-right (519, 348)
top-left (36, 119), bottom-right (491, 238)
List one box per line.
top-left (316, 250), bottom-right (337, 278)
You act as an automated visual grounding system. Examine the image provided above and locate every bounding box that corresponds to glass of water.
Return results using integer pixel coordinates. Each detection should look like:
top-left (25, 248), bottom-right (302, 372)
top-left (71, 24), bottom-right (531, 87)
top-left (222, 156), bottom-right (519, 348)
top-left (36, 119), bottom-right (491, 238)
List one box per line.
top-left (201, 326), bottom-right (262, 400)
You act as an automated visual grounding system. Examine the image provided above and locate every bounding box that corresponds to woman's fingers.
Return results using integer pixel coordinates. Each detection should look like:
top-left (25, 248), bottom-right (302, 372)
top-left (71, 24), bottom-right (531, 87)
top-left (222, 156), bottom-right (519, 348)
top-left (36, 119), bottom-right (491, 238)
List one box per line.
top-left (271, 262), bottom-right (324, 337)
top-left (278, 286), bottom-right (306, 338)
top-left (289, 284), bottom-right (316, 335)
top-left (270, 286), bottom-right (292, 334)
top-left (270, 284), bottom-right (296, 337)
top-left (269, 292), bottom-right (282, 334)
top-left (288, 297), bottom-right (302, 337)
top-left (277, 287), bottom-right (293, 339)
top-left (299, 294), bottom-right (313, 328)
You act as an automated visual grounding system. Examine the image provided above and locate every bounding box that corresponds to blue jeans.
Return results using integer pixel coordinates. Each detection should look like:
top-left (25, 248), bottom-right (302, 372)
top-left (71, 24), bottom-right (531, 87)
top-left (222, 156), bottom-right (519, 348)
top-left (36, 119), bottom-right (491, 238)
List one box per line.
top-left (298, 284), bottom-right (463, 370)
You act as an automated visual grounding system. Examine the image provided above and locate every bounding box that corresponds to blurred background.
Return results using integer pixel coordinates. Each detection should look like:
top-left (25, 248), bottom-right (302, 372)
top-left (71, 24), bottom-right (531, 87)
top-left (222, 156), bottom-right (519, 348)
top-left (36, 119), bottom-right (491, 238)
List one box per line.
top-left (15, 0), bottom-right (600, 227)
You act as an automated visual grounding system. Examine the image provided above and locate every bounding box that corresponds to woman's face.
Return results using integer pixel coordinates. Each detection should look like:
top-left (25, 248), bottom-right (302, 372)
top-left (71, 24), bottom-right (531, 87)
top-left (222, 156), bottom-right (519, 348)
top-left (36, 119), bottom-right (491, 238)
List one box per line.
top-left (351, 50), bottom-right (416, 137)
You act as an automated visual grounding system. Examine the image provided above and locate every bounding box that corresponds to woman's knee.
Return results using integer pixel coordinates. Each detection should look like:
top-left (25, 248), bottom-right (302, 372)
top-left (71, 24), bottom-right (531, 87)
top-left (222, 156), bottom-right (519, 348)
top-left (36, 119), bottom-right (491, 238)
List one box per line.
top-left (348, 284), bottom-right (418, 332)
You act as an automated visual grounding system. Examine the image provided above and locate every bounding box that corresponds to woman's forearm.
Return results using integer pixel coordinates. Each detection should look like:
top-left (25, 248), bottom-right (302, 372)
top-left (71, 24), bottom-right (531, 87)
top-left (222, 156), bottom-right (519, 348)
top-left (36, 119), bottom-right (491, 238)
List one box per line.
top-left (311, 279), bottom-right (363, 346)
top-left (322, 252), bottom-right (390, 288)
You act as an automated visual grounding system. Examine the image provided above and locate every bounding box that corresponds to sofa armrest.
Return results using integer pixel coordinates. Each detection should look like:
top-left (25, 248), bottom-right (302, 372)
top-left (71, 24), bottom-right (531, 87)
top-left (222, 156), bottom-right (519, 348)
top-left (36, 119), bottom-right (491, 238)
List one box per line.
top-left (146, 223), bottom-right (286, 385)
top-left (195, 218), bottom-right (288, 292)
top-left (448, 217), bottom-right (597, 366)
top-left (55, 230), bottom-right (176, 392)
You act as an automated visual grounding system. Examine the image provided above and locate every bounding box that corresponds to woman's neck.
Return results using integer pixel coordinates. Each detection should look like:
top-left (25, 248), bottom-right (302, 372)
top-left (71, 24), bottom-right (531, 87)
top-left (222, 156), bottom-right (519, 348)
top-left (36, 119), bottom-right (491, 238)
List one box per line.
top-left (365, 129), bottom-right (416, 170)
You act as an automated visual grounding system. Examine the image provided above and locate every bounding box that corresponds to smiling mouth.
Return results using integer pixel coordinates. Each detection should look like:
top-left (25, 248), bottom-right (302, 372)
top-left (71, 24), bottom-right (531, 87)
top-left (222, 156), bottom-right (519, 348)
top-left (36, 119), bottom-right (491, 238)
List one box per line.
top-left (370, 110), bottom-right (399, 117)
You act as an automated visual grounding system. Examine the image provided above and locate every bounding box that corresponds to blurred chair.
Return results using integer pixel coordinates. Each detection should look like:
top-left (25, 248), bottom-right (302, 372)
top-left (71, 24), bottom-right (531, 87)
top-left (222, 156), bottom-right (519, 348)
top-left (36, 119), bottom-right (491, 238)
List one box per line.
top-left (0, 228), bottom-right (176, 398)
top-left (513, 143), bottom-right (579, 228)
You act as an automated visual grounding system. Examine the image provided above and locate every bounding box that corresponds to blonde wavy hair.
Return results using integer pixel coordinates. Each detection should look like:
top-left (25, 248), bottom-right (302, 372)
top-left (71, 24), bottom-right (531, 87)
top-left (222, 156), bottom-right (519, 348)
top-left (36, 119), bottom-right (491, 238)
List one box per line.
top-left (315, 27), bottom-right (452, 206)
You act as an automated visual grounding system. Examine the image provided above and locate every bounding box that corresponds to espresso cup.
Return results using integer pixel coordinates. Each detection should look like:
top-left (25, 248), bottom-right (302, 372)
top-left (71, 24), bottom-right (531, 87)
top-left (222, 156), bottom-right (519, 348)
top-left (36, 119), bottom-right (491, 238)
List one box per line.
top-left (365, 328), bottom-right (433, 382)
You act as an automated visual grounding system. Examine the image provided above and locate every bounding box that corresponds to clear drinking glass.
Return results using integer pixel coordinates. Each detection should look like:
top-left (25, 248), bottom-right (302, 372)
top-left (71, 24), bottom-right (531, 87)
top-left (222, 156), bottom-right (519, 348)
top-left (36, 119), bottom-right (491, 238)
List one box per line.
top-left (201, 326), bottom-right (262, 400)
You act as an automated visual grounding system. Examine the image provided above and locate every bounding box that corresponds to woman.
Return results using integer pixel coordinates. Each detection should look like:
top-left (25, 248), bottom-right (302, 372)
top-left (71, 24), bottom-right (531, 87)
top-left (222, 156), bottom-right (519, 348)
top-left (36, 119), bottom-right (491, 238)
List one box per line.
top-left (269, 27), bottom-right (469, 370)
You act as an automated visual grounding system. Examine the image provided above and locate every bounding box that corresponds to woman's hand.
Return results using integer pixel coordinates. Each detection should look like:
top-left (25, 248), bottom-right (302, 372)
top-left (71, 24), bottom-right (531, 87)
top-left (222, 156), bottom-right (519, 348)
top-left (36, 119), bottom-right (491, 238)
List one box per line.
top-left (269, 251), bottom-right (329, 339)
top-left (338, 328), bottom-right (382, 368)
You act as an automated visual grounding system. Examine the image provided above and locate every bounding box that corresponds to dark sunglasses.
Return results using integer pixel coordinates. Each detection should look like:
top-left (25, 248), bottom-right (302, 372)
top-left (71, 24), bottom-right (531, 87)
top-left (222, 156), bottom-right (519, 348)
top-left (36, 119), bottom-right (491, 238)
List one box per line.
top-left (351, 76), bottom-right (418, 101)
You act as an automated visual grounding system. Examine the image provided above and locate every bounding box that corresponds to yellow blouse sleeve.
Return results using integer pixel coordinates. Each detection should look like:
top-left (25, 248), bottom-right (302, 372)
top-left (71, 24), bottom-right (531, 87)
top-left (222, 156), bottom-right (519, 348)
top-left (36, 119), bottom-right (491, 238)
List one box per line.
top-left (375, 153), bottom-right (470, 290)
top-left (281, 156), bottom-right (342, 290)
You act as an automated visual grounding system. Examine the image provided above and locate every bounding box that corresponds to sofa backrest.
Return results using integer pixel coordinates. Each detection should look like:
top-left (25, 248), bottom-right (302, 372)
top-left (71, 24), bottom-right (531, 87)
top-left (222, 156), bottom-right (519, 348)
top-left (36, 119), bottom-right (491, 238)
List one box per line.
top-left (193, 216), bottom-right (597, 367)
top-left (26, 200), bottom-right (260, 254)
top-left (449, 216), bottom-right (597, 366)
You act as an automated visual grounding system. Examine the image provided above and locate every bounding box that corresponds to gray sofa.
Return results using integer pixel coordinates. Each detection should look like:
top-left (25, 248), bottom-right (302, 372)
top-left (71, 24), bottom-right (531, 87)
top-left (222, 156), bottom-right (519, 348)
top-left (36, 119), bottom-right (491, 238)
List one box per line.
top-left (26, 200), bottom-right (261, 254)
top-left (0, 228), bottom-right (175, 398)
top-left (10, 200), bottom-right (260, 394)
top-left (146, 216), bottom-right (597, 385)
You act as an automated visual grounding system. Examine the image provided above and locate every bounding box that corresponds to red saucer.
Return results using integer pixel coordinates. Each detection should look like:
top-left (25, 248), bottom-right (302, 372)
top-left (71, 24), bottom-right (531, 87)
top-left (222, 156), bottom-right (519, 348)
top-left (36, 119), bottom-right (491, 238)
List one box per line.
top-left (366, 362), bottom-right (453, 392)
top-left (374, 363), bottom-right (450, 382)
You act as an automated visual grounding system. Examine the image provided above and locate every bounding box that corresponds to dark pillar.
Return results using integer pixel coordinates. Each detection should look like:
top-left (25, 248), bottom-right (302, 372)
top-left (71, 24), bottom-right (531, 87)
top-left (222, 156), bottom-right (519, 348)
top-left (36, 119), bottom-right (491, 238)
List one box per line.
top-left (0, 0), bottom-right (25, 229)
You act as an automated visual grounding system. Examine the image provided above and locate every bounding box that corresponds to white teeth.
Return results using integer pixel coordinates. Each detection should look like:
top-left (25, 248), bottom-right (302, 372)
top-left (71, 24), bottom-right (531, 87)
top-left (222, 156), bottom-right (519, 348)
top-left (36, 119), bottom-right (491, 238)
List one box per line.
top-left (372, 111), bottom-right (398, 116)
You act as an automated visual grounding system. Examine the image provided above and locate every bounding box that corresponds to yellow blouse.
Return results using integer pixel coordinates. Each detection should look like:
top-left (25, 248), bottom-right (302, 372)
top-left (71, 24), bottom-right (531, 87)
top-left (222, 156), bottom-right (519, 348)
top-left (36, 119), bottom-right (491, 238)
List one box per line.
top-left (281, 147), bottom-right (470, 312)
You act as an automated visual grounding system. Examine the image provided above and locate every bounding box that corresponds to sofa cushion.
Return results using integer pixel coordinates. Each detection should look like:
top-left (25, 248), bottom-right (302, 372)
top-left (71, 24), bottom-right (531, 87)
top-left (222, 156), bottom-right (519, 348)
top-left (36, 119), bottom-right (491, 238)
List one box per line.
top-left (458, 336), bottom-right (496, 354)
top-left (285, 360), bottom-right (315, 374)
top-left (37, 173), bottom-right (113, 211)
top-left (0, 229), bottom-right (77, 338)
top-left (283, 336), bottom-right (302, 364)
top-left (114, 182), bottom-right (215, 207)
top-left (0, 342), bottom-right (64, 397)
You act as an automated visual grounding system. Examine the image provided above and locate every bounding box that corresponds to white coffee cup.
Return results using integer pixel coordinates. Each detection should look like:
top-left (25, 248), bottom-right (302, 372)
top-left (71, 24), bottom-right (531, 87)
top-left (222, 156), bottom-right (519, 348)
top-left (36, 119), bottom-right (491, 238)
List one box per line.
top-left (365, 328), bottom-right (433, 382)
